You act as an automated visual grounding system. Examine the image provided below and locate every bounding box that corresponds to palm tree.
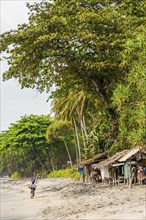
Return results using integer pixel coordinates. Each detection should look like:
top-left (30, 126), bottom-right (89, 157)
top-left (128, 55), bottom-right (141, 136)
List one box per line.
top-left (52, 90), bottom-right (90, 164)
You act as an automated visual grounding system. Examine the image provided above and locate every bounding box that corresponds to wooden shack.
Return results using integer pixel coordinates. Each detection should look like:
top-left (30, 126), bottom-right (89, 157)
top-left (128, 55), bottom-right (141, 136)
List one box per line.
top-left (78, 152), bottom-right (107, 183)
top-left (92, 150), bottom-right (129, 185)
top-left (91, 146), bottom-right (146, 186)
top-left (118, 146), bottom-right (146, 185)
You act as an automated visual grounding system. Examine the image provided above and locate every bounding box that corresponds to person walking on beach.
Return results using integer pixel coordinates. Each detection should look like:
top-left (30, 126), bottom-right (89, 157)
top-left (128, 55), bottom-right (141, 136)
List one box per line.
top-left (29, 174), bottom-right (36, 198)
top-left (31, 175), bottom-right (36, 184)
top-left (29, 180), bottom-right (36, 198)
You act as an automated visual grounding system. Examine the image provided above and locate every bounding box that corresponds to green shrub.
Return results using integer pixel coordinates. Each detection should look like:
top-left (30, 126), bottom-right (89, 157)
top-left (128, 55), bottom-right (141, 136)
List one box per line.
top-left (36, 171), bottom-right (48, 178)
top-left (47, 168), bottom-right (81, 180)
top-left (11, 171), bottom-right (21, 179)
top-left (71, 170), bottom-right (81, 180)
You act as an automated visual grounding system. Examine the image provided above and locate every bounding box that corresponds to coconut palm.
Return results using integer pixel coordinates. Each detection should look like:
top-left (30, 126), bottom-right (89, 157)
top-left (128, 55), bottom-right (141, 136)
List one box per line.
top-left (52, 90), bottom-right (92, 163)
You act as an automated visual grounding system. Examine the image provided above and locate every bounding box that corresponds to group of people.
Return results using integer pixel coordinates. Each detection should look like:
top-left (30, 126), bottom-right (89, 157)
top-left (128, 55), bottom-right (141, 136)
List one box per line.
top-left (78, 163), bottom-right (146, 186)
top-left (134, 165), bottom-right (146, 185)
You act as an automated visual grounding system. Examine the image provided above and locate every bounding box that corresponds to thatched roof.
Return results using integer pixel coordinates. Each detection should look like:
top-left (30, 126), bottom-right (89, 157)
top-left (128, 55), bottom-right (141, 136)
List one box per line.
top-left (79, 152), bottom-right (107, 166)
top-left (92, 150), bottom-right (129, 169)
top-left (118, 147), bottom-right (140, 162)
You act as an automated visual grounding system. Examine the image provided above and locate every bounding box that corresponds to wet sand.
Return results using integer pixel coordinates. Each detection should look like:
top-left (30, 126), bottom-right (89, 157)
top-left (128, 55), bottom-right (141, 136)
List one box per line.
top-left (1, 178), bottom-right (146, 220)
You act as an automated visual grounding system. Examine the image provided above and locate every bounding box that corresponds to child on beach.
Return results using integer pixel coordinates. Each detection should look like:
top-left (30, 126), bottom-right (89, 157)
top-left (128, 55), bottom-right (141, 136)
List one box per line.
top-left (29, 175), bottom-right (36, 198)
top-left (29, 182), bottom-right (36, 199)
top-left (31, 175), bottom-right (36, 184)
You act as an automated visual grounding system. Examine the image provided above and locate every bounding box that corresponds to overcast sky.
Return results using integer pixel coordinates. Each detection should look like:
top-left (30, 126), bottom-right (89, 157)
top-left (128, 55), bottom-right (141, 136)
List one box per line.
top-left (1, 0), bottom-right (52, 131)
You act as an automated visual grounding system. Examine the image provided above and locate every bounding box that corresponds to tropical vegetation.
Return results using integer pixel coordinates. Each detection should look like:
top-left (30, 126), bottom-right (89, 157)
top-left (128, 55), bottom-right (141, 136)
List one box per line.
top-left (0, 0), bottom-right (145, 177)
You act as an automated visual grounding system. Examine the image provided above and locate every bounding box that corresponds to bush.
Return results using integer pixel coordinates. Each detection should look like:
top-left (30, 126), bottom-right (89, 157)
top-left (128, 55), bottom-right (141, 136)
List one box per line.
top-left (35, 171), bottom-right (48, 178)
top-left (71, 170), bottom-right (81, 180)
top-left (11, 171), bottom-right (21, 179)
top-left (47, 168), bottom-right (80, 180)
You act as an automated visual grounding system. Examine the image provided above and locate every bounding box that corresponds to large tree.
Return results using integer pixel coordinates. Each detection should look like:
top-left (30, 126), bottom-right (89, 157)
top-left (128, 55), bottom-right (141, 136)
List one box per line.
top-left (0, 115), bottom-right (52, 176)
top-left (0, 0), bottom-right (145, 154)
top-left (1, 0), bottom-right (145, 95)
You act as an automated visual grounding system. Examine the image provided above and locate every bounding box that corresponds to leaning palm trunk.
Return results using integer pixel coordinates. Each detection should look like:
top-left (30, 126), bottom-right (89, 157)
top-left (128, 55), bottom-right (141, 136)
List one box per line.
top-left (82, 115), bottom-right (88, 137)
top-left (77, 108), bottom-right (87, 139)
top-left (81, 118), bottom-right (88, 138)
top-left (77, 109), bottom-right (87, 156)
top-left (73, 117), bottom-right (81, 164)
top-left (63, 140), bottom-right (73, 170)
top-left (80, 119), bottom-right (86, 150)
top-left (73, 130), bottom-right (79, 164)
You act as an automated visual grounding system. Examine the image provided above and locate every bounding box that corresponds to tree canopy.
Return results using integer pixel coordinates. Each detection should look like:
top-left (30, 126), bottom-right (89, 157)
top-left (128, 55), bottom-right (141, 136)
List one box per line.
top-left (0, 115), bottom-right (77, 176)
top-left (1, 0), bottom-right (145, 93)
top-left (0, 115), bottom-right (51, 176)
top-left (0, 0), bottom-right (145, 163)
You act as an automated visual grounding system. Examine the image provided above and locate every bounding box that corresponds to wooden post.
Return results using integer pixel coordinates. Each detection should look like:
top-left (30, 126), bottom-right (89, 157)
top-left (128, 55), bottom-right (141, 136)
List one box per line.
top-left (129, 160), bottom-right (132, 188)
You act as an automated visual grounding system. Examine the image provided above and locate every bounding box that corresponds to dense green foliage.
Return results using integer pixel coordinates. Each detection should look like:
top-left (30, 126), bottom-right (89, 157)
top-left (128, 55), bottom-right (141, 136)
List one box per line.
top-left (46, 119), bottom-right (76, 168)
top-left (0, 115), bottom-right (52, 176)
top-left (0, 115), bottom-right (77, 176)
top-left (110, 27), bottom-right (146, 153)
top-left (47, 168), bottom-right (81, 180)
top-left (0, 0), bottom-right (146, 175)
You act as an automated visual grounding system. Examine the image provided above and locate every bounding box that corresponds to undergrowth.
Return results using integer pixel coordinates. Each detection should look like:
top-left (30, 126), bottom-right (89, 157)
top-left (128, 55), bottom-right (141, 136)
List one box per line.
top-left (47, 168), bottom-right (81, 180)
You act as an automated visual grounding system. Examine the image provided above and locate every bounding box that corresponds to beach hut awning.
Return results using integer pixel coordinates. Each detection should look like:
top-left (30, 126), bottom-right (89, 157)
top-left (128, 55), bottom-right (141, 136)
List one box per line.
top-left (79, 152), bottom-right (107, 166)
top-left (112, 161), bottom-right (137, 167)
top-left (118, 147), bottom-right (140, 162)
top-left (112, 163), bottom-right (124, 167)
top-left (92, 150), bottom-right (129, 169)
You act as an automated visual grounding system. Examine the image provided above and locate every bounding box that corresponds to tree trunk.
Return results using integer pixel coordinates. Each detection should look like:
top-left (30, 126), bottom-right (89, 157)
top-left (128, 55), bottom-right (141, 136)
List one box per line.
top-left (63, 140), bottom-right (73, 170)
top-left (73, 117), bottom-right (81, 164)
top-left (81, 118), bottom-right (88, 138)
top-left (91, 79), bottom-right (116, 134)
top-left (73, 127), bottom-right (79, 164)
top-left (76, 109), bottom-right (87, 150)
top-left (80, 119), bottom-right (86, 150)
top-left (83, 115), bottom-right (88, 137)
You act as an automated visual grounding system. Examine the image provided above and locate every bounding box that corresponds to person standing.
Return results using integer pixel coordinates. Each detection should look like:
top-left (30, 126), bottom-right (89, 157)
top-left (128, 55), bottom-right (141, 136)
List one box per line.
top-left (131, 165), bottom-right (137, 185)
top-left (31, 175), bottom-right (36, 184)
top-left (29, 181), bottom-right (36, 199)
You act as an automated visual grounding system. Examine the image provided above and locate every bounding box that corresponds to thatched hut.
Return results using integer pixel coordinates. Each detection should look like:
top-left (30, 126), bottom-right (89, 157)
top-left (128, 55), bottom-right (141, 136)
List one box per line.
top-left (92, 150), bottom-right (129, 185)
top-left (118, 146), bottom-right (145, 163)
top-left (79, 152), bottom-right (107, 166)
top-left (118, 146), bottom-right (146, 185)
top-left (92, 150), bottom-right (129, 170)
top-left (91, 146), bottom-right (146, 186)
top-left (78, 152), bottom-right (107, 183)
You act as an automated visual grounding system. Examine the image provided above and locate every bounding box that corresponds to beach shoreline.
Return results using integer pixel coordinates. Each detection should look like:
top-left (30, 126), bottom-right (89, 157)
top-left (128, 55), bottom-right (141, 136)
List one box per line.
top-left (1, 178), bottom-right (146, 220)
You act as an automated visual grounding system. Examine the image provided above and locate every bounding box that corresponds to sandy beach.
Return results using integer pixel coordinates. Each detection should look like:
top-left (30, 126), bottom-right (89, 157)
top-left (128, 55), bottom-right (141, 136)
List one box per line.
top-left (1, 177), bottom-right (146, 220)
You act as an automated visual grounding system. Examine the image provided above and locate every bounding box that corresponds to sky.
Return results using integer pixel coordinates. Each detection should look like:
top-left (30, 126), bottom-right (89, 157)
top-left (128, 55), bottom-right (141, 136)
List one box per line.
top-left (0, 0), bottom-right (52, 132)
